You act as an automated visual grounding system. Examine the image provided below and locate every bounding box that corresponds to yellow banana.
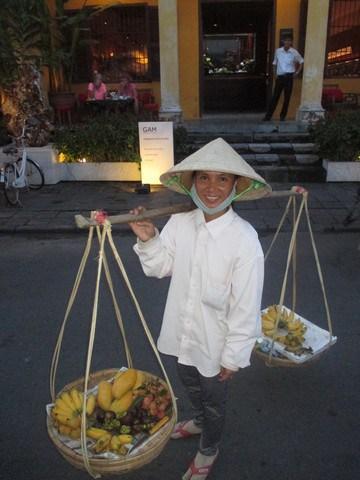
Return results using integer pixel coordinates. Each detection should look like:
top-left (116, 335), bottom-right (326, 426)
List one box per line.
top-left (118, 434), bottom-right (133, 444)
top-left (263, 328), bottom-right (276, 337)
top-left (266, 305), bottom-right (278, 320)
top-left (54, 398), bottom-right (75, 417)
top-left (53, 412), bottom-right (81, 429)
top-left (52, 405), bottom-right (76, 419)
top-left (70, 388), bottom-right (83, 412)
top-left (94, 433), bottom-right (112, 453)
top-left (87, 427), bottom-right (109, 440)
top-left (287, 320), bottom-right (302, 331)
top-left (262, 319), bottom-right (276, 330)
top-left (58, 424), bottom-right (72, 436)
top-left (69, 428), bottom-right (81, 440)
top-left (112, 369), bottom-right (137, 399)
top-left (110, 390), bottom-right (133, 414)
top-left (110, 435), bottom-right (122, 452)
top-left (86, 394), bottom-right (96, 416)
top-left (60, 391), bottom-right (77, 411)
top-left (97, 381), bottom-right (113, 410)
top-left (133, 370), bottom-right (146, 390)
top-left (114, 370), bottom-right (125, 380)
top-left (262, 311), bottom-right (276, 321)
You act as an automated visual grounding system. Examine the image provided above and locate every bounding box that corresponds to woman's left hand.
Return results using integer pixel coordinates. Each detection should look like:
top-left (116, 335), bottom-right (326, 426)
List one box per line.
top-left (218, 367), bottom-right (236, 382)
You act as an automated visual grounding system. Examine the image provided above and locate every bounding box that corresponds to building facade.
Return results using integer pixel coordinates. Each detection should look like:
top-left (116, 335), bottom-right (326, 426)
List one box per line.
top-left (63, 0), bottom-right (360, 121)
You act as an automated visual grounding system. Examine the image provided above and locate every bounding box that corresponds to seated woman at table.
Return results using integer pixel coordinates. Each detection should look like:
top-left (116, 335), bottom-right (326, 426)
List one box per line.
top-left (117, 73), bottom-right (139, 114)
top-left (87, 72), bottom-right (107, 100)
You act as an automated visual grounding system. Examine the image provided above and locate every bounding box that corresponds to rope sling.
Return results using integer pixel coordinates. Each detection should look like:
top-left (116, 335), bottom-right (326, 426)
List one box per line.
top-left (258, 191), bottom-right (336, 366)
top-left (49, 216), bottom-right (178, 478)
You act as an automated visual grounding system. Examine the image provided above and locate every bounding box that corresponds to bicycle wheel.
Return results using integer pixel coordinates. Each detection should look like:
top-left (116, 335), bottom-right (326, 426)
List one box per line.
top-left (4, 164), bottom-right (20, 206)
top-left (17, 157), bottom-right (45, 189)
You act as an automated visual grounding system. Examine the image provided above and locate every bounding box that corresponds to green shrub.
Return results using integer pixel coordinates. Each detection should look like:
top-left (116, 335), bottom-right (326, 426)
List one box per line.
top-left (310, 110), bottom-right (360, 162)
top-left (53, 113), bottom-right (141, 163)
top-left (173, 125), bottom-right (191, 155)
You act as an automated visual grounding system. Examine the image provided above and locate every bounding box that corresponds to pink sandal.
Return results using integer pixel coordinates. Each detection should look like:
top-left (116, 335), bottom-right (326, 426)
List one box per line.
top-left (182, 451), bottom-right (219, 480)
top-left (171, 420), bottom-right (202, 440)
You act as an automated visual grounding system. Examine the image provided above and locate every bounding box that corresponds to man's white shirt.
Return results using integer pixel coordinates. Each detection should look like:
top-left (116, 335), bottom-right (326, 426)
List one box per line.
top-left (273, 47), bottom-right (304, 76)
top-left (133, 208), bottom-right (264, 377)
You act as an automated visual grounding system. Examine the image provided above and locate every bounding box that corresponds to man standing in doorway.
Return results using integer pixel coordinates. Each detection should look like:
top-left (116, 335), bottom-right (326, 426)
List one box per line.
top-left (263, 36), bottom-right (304, 121)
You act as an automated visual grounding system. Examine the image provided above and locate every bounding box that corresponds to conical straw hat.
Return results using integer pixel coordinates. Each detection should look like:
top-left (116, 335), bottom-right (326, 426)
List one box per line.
top-left (160, 137), bottom-right (272, 201)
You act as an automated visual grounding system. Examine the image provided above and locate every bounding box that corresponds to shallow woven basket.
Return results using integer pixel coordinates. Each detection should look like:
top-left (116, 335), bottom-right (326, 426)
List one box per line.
top-left (47, 369), bottom-right (176, 476)
top-left (254, 349), bottom-right (322, 368)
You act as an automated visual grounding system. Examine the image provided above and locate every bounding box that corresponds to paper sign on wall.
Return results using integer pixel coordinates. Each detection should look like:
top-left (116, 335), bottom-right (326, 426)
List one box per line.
top-left (138, 122), bottom-right (174, 185)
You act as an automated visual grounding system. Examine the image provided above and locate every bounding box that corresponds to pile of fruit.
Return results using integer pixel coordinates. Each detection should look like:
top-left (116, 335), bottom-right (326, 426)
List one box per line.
top-left (261, 305), bottom-right (313, 355)
top-left (51, 369), bottom-right (172, 455)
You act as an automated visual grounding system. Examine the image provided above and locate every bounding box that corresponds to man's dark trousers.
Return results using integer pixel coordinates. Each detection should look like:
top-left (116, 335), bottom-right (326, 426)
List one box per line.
top-left (264, 73), bottom-right (294, 120)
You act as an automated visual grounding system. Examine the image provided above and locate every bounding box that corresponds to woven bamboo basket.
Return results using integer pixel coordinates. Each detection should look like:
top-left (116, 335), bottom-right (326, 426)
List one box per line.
top-left (254, 349), bottom-right (321, 368)
top-left (47, 369), bottom-right (176, 476)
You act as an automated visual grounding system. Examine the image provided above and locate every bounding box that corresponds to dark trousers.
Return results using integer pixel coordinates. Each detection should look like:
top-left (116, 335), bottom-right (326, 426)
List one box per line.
top-left (265, 73), bottom-right (294, 120)
top-left (177, 363), bottom-right (228, 456)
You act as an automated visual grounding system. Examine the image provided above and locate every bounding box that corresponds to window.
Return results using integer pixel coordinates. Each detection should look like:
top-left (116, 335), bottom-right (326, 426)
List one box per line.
top-left (203, 34), bottom-right (256, 75)
top-left (73, 5), bottom-right (159, 83)
top-left (325, 0), bottom-right (360, 77)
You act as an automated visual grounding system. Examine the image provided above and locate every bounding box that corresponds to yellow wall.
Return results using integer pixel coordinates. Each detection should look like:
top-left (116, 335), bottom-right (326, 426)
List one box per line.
top-left (178, 0), bottom-right (200, 119)
top-left (275, 0), bottom-right (302, 48)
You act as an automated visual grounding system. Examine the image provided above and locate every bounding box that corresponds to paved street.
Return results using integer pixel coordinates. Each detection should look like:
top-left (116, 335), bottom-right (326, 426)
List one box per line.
top-left (0, 229), bottom-right (359, 480)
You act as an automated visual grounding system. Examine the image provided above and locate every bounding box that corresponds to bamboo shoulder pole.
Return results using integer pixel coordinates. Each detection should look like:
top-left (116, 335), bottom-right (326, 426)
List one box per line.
top-left (74, 189), bottom-right (302, 229)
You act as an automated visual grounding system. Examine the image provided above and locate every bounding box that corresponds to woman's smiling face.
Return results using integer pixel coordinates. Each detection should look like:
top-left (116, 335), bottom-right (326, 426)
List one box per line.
top-left (194, 171), bottom-right (236, 209)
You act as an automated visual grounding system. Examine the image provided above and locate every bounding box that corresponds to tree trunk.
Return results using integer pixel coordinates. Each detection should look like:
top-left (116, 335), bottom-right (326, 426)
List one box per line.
top-left (1, 64), bottom-right (53, 147)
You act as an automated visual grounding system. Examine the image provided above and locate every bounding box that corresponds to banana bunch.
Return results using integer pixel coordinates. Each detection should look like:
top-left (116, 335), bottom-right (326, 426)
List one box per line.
top-left (261, 305), bottom-right (307, 352)
top-left (52, 388), bottom-right (96, 437)
top-left (87, 428), bottom-right (133, 454)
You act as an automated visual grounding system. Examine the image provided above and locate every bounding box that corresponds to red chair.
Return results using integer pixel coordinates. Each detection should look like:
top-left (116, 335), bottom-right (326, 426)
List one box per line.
top-left (138, 90), bottom-right (159, 119)
top-left (78, 93), bottom-right (88, 105)
top-left (322, 86), bottom-right (344, 107)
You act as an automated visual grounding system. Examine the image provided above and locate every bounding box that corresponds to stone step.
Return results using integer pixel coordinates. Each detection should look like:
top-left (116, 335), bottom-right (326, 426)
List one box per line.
top-left (242, 153), bottom-right (319, 165)
top-left (253, 165), bottom-right (325, 183)
top-left (184, 119), bottom-right (309, 134)
top-left (188, 142), bottom-right (318, 155)
top-left (188, 131), bottom-right (311, 144)
top-left (181, 122), bottom-right (322, 182)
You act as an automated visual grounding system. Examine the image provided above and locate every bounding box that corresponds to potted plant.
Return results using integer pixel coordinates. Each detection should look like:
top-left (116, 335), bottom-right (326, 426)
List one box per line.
top-left (0, 0), bottom-right (53, 146)
top-left (311, 110), bottom-right (360, 181)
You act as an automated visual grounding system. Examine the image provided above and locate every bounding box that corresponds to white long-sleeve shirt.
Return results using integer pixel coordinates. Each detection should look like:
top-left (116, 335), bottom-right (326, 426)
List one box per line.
top-left (133, 208), bottom-right (264, 377)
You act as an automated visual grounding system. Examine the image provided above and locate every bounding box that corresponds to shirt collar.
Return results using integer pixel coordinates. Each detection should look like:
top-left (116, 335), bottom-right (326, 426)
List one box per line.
top-left (194, 207), bottom-right (236, 238)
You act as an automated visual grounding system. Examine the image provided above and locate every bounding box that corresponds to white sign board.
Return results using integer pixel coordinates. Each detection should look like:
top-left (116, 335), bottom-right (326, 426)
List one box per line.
top-left (138, 122), bottom-right (174, 185)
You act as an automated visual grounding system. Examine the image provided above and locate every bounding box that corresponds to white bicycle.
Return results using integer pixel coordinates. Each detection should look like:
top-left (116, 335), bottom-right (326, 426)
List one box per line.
top-left (0, 126), bottom-right (44, 206)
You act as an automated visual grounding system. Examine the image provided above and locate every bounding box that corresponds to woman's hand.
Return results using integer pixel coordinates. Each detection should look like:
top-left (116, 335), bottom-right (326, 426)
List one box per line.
top-left (292, 185), bottom-right (308, 195)
top-left (218, 367), bottom-right (236, 382)
top-left (128, 206), bottom-right (156, 242)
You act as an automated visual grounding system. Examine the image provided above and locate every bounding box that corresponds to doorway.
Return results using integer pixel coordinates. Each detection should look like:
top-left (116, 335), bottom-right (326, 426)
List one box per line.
top-left (200, 0), bottom-right (274, 114)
